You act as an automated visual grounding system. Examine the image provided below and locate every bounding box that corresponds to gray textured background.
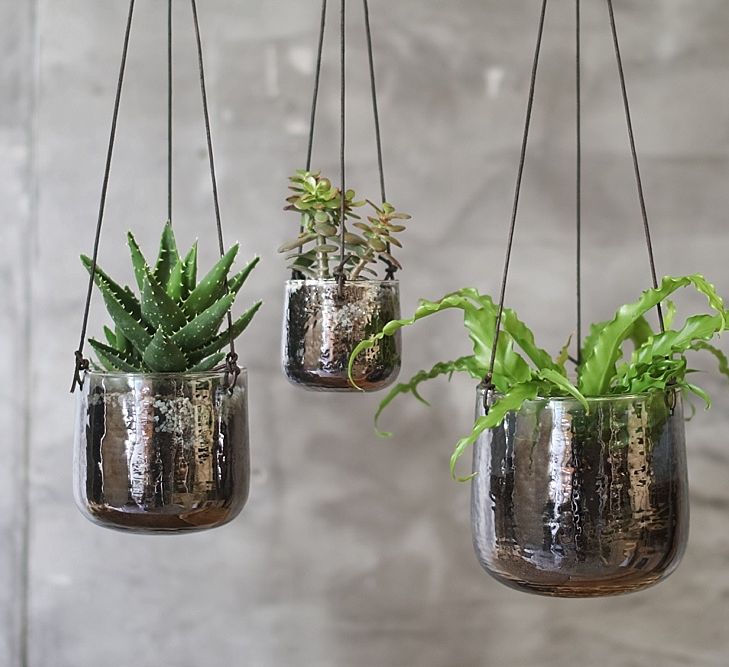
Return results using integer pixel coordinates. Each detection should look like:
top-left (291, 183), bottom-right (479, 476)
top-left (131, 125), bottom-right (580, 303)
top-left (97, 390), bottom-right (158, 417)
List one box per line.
top-left (2, 1), bottom-right (729, 665)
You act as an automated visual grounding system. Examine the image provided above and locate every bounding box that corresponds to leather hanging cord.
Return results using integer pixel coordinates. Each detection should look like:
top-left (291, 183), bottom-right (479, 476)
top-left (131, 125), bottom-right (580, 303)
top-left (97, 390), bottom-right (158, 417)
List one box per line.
top-left (575, 0), bottom-right (582, 364)
top-left (335, 0), bottom-right (348, 293)
top-left (191, 0), bottom-right (240, 388)
top-left (485, 0), bottom-right (548, 387)
top-left (70, 0), bottom-right (136, 393)
top-left (363, 0), bottom-right (396, 280)
top-left (606, 0), bottom-right (664, 332)
top-left (168, 0), bottom-right (173, 223)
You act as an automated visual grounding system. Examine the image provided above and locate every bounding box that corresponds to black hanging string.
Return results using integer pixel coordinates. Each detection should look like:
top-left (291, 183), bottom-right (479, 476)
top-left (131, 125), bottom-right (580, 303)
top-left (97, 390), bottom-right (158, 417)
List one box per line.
top-left (335, 0), bottom-right (348, 293)
top-left (606, 0), bottom-right (664, 332)
top-left (294, 0), bottom-right (328, 278)
top-left (306, 0), bottom-right (328, 172)
top-left (301, 0), bottom-right (391, 286)
top-left (363, 0), bottom-right (396, 280)
top-left (70, 0), bottom-right (136, 393)
top-left (191, 0), bottom-right (240, 388)
top-left (168, 0), bottom-right (173, 223)
top-left (485, 0), bottom-right (549, 388)
top-left (575, 0), bottom-right (582, 364)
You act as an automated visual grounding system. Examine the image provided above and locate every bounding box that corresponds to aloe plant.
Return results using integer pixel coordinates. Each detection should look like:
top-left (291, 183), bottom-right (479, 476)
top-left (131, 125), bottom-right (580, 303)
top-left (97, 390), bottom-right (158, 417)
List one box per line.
top-left (81, 222), bottom-right (262, 373)
top-left (350, 275), bottom-right (729, 479)
top-left (279, 169), bottom-right (411, 280)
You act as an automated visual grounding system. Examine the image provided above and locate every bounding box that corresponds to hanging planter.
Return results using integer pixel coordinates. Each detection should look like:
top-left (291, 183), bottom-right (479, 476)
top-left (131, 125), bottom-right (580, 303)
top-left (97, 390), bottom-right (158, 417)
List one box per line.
top-left (279, 0), bottom-right (410, 392)
top-left (472, 389), bottom-right (688, 597)
top-left (75, 370), bottom-right (249, 533)
top-left (70, 1), bottom-right (261, 533)
top-left (283, 277), bottom-right (400, 391)
top-left (351, 278), bottom-right (726, 596)
top-left (350, 0), bottom-right (729, 596)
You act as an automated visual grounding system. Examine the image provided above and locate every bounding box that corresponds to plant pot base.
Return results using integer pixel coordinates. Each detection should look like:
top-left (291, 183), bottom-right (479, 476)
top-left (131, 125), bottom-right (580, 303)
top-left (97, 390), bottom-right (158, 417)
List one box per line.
top-left (81, 503), bottom-right (236, 534)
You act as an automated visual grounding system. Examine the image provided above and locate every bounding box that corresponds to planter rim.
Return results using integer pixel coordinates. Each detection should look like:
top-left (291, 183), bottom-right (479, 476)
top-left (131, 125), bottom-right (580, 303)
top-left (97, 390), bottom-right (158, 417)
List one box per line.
top-left (83, 368), bottom-right (248, 380)
top-left (478, 385), bottom-right (678, 404)
top-left (285, 278), bottom-right (400, 287)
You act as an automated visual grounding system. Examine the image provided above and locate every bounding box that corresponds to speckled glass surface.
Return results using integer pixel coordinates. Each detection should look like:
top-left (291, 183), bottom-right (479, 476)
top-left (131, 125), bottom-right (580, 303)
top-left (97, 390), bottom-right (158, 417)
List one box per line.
top-left (282, 279), bottom-right (401, 392)
top-left (74, 370), bottom-right (250, 534)
top-left (472, 388), bottom-right (689, 597)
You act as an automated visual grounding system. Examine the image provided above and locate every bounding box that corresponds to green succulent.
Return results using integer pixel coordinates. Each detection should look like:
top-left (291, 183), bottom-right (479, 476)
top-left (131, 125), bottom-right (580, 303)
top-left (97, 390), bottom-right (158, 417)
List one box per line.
top-left (81, 222), bottom-right (262, 374)
top-left (279, 169), bottom-right (411, 280)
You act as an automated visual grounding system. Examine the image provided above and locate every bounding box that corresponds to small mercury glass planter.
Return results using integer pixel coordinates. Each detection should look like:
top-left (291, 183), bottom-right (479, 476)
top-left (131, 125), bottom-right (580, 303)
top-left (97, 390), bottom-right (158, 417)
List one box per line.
top-left (74, 370), bottom-right (250, 534)
top-left (471, 387), bottom-right (688, 598)
top-left (282, 279), bottom-right (401, 392)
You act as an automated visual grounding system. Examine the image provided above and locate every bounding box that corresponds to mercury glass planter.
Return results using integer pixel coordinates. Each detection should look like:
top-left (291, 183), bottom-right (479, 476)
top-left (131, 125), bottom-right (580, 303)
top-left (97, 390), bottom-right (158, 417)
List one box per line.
top-left (74, 370), bottom-right (250, 534)
top-left (282, 279), bottom-right (401, 392)
top-left (471, 387), bottom-right (688, 597)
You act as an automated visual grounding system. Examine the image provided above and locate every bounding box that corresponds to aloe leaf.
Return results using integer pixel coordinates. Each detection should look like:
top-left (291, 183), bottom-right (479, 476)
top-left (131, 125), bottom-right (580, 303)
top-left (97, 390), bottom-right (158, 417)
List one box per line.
top-left (450, 381), bottom-right (540, 481)
top-left (187, 301), bottom-right (262, 364)
top-left (103, 325), bottom-right (119, 349)
top-left (88, 339), bottom-right (141, 373)
top-left (182, 243), bottom-right (198, 299)
top-left (140, 262), bottom-right (188, 332)
top-left (154, 221), bottom-right (180, 288)
top-left (228, 256), bottom-right (260, 295)
top-left (126, 232), bottom-right (148, 293)
top-left (373, 357), bottom-right (482, 437)
top-left (183, 244), bottom-right (239, 317)
top-left (142, 329), bottom-right (188, 372)
top-left (188, 352), bottom-right (226, 373)
top-left (166, 257), bottom-right (185, 301)
top-left (579, 275), bottom-right (726, 396)
top-left (90, 273), bottom-right (152, 355)
top-left (81, 255), bottom-right (144, 322)
top-left (171, 292), bottom-right (235, 352)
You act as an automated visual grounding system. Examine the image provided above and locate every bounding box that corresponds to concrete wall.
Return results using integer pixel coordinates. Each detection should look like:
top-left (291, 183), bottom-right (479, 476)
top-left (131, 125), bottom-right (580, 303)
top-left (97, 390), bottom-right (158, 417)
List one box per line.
top-left (2, 1), bottom-right (729, 665)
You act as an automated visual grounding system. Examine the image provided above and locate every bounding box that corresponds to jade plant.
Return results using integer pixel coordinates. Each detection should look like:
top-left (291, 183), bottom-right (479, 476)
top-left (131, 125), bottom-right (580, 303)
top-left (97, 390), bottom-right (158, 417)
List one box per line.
top-left (81, 222), bottom-right (262, 373)
top-left (279, 169), bottom-right (411, 279)
top-left (350, 275), bottom-right (729, 479)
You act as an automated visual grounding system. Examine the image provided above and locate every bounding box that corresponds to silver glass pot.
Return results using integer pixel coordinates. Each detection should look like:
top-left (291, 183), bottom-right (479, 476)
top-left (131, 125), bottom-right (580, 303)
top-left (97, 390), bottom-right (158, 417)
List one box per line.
top-left (74, 370), bottom-right (250, 534)
top-left (282, 279), bottom-right (401, 392)
top-left (471, 387), bottom-right (688, 597)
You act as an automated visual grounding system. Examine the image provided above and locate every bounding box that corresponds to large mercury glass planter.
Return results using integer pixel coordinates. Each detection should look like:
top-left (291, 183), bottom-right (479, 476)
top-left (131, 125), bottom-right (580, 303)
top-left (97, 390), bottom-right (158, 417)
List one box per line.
top-left (471, 388), bottom-right (688, 598)
top-left (74, 370), bottom-right (250, 534)
top-left (282, 279), bottom-right (401, 392)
